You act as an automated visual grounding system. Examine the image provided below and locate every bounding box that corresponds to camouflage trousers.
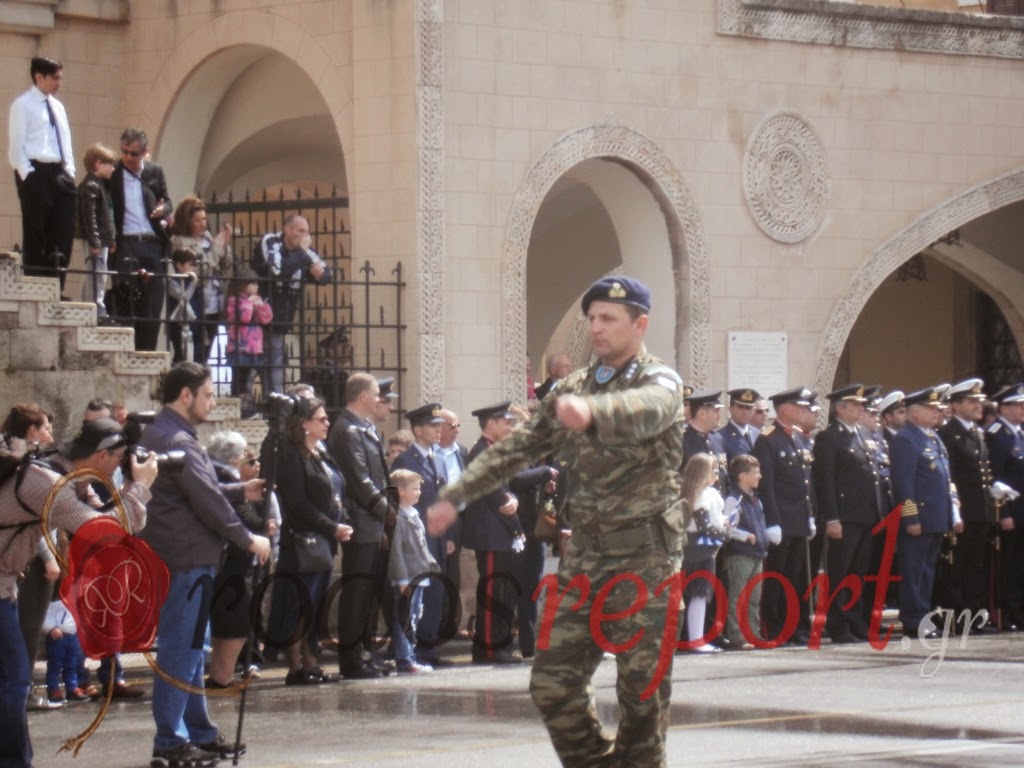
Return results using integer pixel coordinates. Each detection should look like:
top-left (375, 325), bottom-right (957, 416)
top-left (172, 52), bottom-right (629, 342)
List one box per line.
top-left (529, 543), bottom-right (681, 768)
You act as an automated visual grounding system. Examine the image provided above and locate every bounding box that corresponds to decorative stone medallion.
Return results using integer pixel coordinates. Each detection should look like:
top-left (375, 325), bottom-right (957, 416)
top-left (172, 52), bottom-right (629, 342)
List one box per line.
top-left (743, 110), bottom-right (829, 244)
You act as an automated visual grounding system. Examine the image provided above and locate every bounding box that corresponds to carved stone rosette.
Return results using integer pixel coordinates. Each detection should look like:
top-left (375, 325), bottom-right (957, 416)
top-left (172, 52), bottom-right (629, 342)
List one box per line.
top-left (743, 110), bottom-right (829, 244)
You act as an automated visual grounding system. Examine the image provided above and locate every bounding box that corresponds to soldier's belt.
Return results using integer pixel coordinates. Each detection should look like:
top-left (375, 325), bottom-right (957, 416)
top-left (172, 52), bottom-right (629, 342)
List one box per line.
top-left (572, 521), bottom-right (666, 555)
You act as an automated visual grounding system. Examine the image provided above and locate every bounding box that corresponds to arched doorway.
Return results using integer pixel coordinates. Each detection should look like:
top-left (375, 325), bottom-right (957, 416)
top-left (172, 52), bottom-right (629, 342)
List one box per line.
top-left (502, 125), bottom-right (711, 402)
top-left (146, 40), bottom-right (401, 413)
top-left (816, 169), bottom-right (1024, 396)
top-left (157, 46), bottom-right (346, 198)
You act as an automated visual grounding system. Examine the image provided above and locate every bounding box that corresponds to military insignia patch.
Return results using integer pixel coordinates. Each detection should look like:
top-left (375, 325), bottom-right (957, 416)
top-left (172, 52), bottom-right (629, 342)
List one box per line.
top-left (595, 366), bottom-right (616, 384)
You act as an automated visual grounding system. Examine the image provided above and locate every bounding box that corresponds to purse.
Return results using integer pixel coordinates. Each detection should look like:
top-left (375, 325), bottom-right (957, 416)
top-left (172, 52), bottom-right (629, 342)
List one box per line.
top-left (533, 499), bottom-right (560, 543)
top-left (292, 530), bottom-right (333, 573)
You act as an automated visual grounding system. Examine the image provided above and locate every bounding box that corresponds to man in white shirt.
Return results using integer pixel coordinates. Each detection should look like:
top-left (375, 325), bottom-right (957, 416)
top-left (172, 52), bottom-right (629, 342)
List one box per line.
top-left (8, 57), bottom-right (76, 290)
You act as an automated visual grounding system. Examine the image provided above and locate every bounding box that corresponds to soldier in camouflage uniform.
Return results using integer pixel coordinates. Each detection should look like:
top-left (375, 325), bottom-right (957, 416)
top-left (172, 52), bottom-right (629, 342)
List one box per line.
top-left (429, 276), bottom-right (686, 767)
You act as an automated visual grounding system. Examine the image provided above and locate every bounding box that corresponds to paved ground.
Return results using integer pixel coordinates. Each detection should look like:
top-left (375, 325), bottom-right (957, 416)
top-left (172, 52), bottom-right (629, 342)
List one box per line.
top-left (26, 630), bottom-right (1024, 767)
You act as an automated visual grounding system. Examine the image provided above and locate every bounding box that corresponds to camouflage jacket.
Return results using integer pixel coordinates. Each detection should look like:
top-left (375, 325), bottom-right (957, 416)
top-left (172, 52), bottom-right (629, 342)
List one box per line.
top-left (440, 346), bottom-right (687, 547)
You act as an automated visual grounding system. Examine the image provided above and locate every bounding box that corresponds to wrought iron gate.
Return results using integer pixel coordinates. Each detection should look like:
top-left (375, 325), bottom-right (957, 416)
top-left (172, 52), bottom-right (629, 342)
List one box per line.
top-left (205, 186), bottom-right (405, 421)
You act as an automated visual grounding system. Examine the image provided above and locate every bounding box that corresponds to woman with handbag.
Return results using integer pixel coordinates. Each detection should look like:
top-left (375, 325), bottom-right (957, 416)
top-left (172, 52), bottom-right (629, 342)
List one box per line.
top-left (206, 431), bottom-right (276, 688)
top-left (274, 398), bottom-right (353, 685)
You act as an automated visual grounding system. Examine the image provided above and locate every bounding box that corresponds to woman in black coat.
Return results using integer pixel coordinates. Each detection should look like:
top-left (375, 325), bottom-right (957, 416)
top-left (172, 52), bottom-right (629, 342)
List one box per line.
top-left (272, 397), bottom-right (352, 685)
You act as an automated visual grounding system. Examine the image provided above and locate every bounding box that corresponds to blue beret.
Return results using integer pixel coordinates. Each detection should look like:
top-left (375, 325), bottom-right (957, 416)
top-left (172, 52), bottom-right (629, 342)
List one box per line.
top-left (581, 276), bottom-right (651, 315)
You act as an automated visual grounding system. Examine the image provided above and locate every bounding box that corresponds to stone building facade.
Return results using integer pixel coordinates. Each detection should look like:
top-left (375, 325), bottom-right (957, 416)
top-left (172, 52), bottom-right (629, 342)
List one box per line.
top-left (1, 0), bottom-right (1023, 434)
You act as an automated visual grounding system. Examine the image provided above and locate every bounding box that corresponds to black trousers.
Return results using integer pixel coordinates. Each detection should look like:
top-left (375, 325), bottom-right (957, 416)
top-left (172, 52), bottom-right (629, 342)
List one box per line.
top-left (950, 521), bottom-right (990, 616)
top-left (337, 540), bottom-right (385, 670)
top-left (825, 523), bottom-right (873, 637)
top-left (763, 535), bottom-right (810, 640)
top-left (14, 163), bottom-right (75, 289)
top-left (111, 237), bottom-right (166, 351)
top-left (473, 549), bottom-right (519, 658)
top-left (1000, 527), bottom-right (1024, 624)
top-left (516, 536), bottom-right (546, 656)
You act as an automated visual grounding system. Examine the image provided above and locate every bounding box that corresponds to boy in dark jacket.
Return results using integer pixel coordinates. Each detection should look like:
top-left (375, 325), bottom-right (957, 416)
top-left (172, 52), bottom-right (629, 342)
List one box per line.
top-left (723, 454), bottom-right (769, 649)
top-left (75, 143), bottom-right (116, 322)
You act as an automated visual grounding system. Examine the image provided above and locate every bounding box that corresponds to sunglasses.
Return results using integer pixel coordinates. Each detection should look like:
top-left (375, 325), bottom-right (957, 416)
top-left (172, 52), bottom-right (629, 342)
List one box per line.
top-left (755, 408), bottom-right (770, 414)
top-left (310, 416), bottom-right (330, 424)
top-left (121, 148), bottom-right (144, 158)
top-left (242, 456), bottom-right (259, 466)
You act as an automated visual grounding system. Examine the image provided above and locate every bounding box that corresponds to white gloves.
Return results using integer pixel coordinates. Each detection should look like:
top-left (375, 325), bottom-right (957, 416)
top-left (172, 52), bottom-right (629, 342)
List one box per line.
top-left (511, 535), bottom-right (526, 553)
top-left (990, 481), bottom-right (1021, 502)
top-left (807, 517), bottom-right (817, 540)
top-left (766, 525), bottom-right (782, 545)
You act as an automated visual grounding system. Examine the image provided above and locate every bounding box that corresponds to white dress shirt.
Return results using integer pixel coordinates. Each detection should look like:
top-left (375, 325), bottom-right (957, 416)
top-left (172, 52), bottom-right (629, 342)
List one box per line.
top-left (8, 85), bottom-right (74, 180)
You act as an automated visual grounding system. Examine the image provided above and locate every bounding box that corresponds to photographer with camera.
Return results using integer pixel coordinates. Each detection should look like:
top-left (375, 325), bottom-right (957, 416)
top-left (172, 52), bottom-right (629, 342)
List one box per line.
top-left (0, 416), bottom-right (157, 768)
top-left (138, 362), bottom-right (271, 768)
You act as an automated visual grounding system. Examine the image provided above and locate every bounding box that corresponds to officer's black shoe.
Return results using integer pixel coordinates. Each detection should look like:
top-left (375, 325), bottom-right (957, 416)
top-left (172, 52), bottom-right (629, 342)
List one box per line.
top-left (341, 661), bottom-right (384, 680)
top-left (829, 631), bottom-right (857, 645)
top-left (492, 649), bottom-right (523, 665)
top-left (787, 630), bottom-right (810, 647)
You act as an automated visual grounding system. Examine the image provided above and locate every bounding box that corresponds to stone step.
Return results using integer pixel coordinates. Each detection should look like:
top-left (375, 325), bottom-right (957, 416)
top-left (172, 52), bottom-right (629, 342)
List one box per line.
top-left (76, 325), bottom-right (135, 352)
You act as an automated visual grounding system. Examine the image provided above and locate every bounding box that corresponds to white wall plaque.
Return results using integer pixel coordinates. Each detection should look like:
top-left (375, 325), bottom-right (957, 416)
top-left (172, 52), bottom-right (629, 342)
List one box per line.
top-left (728, 332), bottom-right (788, 414)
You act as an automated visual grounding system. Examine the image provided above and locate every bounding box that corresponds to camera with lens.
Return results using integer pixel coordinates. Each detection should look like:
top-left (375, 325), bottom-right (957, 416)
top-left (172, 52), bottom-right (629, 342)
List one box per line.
top-left (266, 392), bottom-right (298, 433)
top-left (127, 444), bottom-right (185, 472)
top-left (121, 411), bottom-right (185, 477)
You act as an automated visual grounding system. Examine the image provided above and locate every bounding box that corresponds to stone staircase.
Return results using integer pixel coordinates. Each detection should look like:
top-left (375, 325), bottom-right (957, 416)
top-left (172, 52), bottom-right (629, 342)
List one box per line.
top-left (0, 251), bottom-right (266, 446)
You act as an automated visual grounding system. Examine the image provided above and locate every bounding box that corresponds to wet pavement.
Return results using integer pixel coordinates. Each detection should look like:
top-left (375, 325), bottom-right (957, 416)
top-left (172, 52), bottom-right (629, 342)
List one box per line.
top-left (27, 632), bottom-right (1024, 767)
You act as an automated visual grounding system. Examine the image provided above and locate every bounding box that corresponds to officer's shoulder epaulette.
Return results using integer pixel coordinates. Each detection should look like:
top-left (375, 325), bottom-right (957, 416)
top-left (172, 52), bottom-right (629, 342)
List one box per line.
top-left (642, 363), bottom-right (682, 392)
top-left (988, 422), bottom-right (1003, 434)
top-left (761, 425), bottom-right (775, 437)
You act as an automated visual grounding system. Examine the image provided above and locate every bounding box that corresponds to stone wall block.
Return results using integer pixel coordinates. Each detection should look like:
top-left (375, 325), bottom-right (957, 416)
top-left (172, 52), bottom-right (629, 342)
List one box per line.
top-left (10, 329), bottom-right (58, 370)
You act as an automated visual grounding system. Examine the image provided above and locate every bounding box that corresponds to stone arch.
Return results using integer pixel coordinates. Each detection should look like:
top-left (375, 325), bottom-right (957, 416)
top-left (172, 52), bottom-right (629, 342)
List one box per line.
top-left (501, 124), bottom-right (711, 401)
top-left (815, 168), bottom-right (1024, 395)
top-left (135, 10), bottom-right (352, 192)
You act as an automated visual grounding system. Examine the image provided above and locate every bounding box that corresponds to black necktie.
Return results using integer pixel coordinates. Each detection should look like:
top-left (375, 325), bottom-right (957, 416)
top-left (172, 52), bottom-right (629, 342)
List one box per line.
top-left (45, 97), bottom-right (66, 164)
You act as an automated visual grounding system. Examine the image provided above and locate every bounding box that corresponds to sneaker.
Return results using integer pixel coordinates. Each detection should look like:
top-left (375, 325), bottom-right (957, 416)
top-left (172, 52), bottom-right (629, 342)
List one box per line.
top-left (27, 693), bottom-right (65, 710)
top-left (67, 687), bottom-right (92, 701)
top-left (691, 643), bottom-right (722, 654)
top-left (150, 742), bottom-right (220, 767)
top-left (396, 661), bottom-right (432, 674)
top-left (47, 689), bottom-right (66, 703)
top-left (196, 732), bottom-right (245, 759)
top-left (80, 684), bottom-right (101, 700)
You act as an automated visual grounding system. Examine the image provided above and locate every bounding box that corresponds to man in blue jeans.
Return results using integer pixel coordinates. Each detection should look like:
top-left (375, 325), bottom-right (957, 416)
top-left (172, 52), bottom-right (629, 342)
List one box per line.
top-left (139, 362), bottom-right (271, 767)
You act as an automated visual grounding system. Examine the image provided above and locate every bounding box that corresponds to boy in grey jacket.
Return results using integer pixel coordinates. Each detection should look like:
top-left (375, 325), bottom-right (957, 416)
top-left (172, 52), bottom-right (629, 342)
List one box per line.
top-left (388, 469), bottom-right (438, 673)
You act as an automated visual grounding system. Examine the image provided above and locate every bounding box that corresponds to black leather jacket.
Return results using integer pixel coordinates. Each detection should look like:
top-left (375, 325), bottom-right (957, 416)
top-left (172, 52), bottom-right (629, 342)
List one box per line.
top-left (328, 408), bottom-right (393, 544)
top-left (75, 174), bottom-right (115, 249)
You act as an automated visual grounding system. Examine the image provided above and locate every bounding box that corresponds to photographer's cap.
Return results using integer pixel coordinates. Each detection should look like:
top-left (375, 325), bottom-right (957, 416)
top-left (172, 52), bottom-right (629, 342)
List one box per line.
top-left (60, 418), bottom-right (126, 459)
